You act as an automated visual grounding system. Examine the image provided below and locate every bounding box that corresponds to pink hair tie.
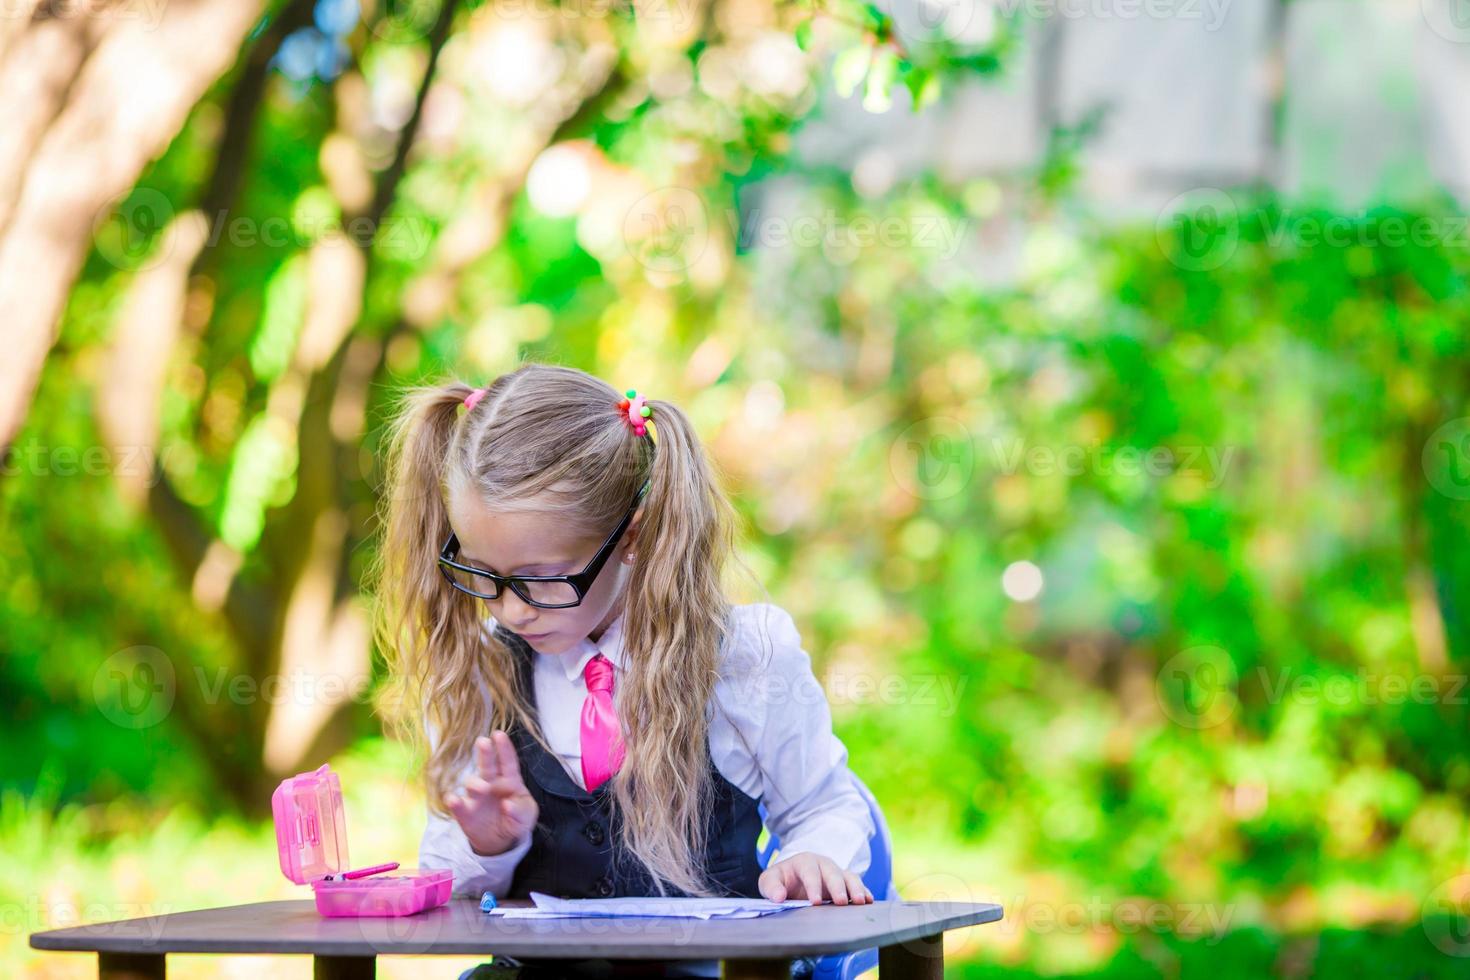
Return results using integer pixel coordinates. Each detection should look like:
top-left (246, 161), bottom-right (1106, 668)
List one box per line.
top-left (463, 387), bottom-right (488, 412)
top-left (616, 388), bottom-right (651, 436)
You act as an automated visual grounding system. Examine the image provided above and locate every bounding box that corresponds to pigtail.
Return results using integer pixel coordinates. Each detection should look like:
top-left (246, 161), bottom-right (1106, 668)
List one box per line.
top-left (626, 398), bottom-right (737, 645)
top-left (371, 381), bottom-right (531, 816)
top-left (612, 398), bottom-right (739, 896)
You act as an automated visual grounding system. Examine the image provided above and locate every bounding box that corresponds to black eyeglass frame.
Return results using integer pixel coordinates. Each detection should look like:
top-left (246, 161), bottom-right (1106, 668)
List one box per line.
top-left (437, 480), bottom-right (650, 608)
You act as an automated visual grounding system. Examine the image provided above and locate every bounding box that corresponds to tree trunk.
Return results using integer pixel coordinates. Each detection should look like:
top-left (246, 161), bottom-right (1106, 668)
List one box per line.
top-left (0, 0), bottom-right (266, 452)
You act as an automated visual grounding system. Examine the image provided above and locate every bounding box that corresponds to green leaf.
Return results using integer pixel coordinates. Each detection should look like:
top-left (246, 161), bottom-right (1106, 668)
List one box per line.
top-left (863, 47), bottom-right (898, 112)
top-left (832, 44), bottom-right (874, 99)
top-left (218, 414), bottom-right (298, 553)
top-left (862, 1), bottom-right (890, 36)
top-left (903, 66), bottom-right (943, 112)
top-left (795, 19), bottom-right (814, 50)
top-left (249, 254), bottom-right (309, 382)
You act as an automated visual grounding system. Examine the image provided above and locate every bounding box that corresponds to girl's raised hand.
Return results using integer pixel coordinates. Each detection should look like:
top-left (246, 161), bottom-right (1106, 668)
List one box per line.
top-left (757, 852), bottom-right (874, 906)
top-left (445, 730), bottom-right (539, 857)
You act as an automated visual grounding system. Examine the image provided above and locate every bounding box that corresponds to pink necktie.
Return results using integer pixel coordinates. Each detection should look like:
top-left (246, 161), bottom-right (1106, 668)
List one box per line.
top-left (580, 654), bottom-right (625, 792)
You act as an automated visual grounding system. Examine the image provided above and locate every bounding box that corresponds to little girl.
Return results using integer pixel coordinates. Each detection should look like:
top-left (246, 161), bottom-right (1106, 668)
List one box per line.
top-left (373, 363), bottom-right (875, 971)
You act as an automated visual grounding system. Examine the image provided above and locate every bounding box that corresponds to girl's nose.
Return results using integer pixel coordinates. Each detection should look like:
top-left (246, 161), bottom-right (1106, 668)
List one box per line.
top-left (496, 589), bottom-right (538, 629)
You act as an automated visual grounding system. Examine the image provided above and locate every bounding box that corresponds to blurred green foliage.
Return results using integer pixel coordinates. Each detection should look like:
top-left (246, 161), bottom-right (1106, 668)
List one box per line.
top-left (4, 0), bottom-right (1470, 977)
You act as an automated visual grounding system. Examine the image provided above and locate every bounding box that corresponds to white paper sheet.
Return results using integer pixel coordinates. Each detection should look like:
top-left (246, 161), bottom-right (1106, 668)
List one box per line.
top-left (482, 892), bottom-right (810, 920)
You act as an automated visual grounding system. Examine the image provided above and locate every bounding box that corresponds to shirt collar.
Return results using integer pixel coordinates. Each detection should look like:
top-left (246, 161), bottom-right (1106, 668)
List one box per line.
top-left (484, 610), bottom-right (628, 682)
top-left (555, 608), bottom-right (627, 682)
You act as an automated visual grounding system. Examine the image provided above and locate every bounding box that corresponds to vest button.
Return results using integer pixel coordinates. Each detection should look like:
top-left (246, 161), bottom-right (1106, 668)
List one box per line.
top-left (583, 821), bottom-right (606, 846)
top-left (594, 875), bottom-right (615, 897)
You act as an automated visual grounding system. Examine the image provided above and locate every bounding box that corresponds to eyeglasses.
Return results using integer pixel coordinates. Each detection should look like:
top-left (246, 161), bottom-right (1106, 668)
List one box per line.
top-left (438, 480), bottom-right (649, 608)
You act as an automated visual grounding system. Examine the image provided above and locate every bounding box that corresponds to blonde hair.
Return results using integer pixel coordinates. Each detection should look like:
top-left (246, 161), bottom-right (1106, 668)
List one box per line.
top-left (372, 362), bottom-right (741, 896)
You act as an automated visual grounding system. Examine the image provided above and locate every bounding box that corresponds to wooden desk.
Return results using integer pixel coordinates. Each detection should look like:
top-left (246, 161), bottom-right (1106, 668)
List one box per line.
top-left (31, 898), bottom-right (1002, 978)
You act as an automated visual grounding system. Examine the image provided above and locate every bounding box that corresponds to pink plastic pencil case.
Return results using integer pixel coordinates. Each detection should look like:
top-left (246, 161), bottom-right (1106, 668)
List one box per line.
top-left (272, 763), bottom-right (453, 917)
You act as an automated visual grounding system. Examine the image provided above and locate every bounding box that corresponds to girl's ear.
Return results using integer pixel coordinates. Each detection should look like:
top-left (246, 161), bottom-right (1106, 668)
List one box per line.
top-left (621, 509), bottom-right (642, 560)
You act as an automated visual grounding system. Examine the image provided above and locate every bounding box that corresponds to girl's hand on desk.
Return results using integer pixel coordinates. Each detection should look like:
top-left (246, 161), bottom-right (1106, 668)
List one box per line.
top-left (758, 853), bottom-right (874, 906)
top-left (447, 730), bottom-right (540, 857)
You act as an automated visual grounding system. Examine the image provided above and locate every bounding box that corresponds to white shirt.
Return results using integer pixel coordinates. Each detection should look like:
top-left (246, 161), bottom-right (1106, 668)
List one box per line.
top-left (418, 602), bottom-right (875, 899)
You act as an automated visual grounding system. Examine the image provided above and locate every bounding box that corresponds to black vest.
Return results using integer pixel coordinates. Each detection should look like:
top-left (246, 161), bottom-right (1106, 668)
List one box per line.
top-left (496, 626), bottom-right (765, 900)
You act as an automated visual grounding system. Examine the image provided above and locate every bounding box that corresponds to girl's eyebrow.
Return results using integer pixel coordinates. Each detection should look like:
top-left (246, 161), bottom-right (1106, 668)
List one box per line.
top-left (460, 552), bottom-right (573, 575)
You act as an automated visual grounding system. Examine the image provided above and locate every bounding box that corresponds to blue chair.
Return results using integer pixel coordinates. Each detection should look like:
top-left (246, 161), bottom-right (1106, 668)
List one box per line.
top-left (757, 774), bottom-right (896, 980)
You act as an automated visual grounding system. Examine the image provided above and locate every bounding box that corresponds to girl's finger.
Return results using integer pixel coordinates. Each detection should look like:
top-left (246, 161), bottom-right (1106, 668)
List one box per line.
top-left (757, 868), bottom-right (786, 902)
top-left (475, 735), bottom-right (498, 780)
top-left (799, 864), bottom-right (826, 905)
top-left (502, 793), bottom-right (532, 824)
top-left (844, 872), bottom-right (867, 904)
top-left (486, 776), bottom-right (529, 799)
top-left (821, 862), bottom-right (850, 906)
top-left (463, 775), bottom-right (494, 799)
top-left (493, 730), bottom-right (523, 786)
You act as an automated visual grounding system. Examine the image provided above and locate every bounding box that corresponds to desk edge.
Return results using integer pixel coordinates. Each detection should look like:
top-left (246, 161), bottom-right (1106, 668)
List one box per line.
top-left (29, 903), bottom-right (1004, 959)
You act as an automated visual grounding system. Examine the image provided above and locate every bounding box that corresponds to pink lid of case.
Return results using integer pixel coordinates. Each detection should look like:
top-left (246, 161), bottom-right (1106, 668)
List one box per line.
top-left (272, 763), bottom-right (350, 884)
